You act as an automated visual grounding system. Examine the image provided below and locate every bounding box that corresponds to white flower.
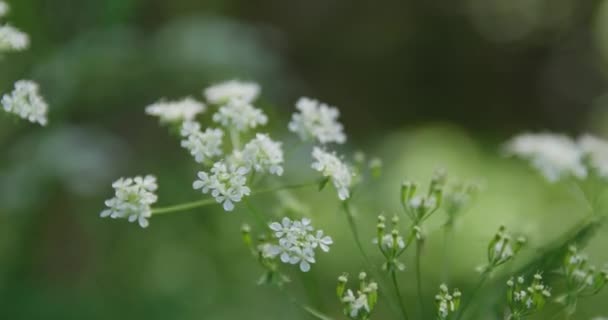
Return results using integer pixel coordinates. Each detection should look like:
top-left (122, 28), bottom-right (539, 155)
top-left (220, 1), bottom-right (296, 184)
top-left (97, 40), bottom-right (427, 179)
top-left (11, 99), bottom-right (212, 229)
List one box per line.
top-left (579, 135), bottom-right (608, 179)
top-left (241, 133), bottom-right (284, 176)
top-left (145, 97), bottom-right (206, 123)
top-left (2, 80), bottom-right (48, 126)
top-left (505, 133), bottom-right (587, 182)
top-left (0, 24), bottom-right (28, 52)
top-left (180, 121), bottom-right (223, 163)
top-left (267, 217), bottom-right (333, 272)
top-left (192, 160), bottom-right (250, 211)
top-left (0, 2), bottom-right (9, 17)
top-left (311, 147), bottom-right (353, 200)
top-left (212, 98), bottom-right (268, 132)
top-left (288, 97), bottom-right (346, 144)
top-left (373, 234), bottom-right (406, 251)
top-left (100, 175), bottom-right (158, 228)
top-left (204, 80), bottom-right (260, 105)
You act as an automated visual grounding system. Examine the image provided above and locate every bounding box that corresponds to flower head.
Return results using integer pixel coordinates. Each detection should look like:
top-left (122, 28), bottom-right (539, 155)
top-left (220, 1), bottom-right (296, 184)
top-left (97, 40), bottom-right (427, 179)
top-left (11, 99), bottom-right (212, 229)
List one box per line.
top-left (579, 135), bottom-right (608, 179)
top-left (506, 273), bottom-right (550, 316)
top-left (204, 80), bottom-right (260, 105)
top-left (100, 175), bottom-right (158, 228)
top-left (180, 121), bottom-right (224, 163)
top-left (2, 80), bottom-right (48, 125)
top-left (311, 147), bottom-right (353, 200)
top-left (435, 284), bottom-right (461, 320)
top-left (145, 97), bottom-right (206, 123)
top-left (241, 133), bottom-right (284, 176)
top-left (0, 24), bottom-right (28, 52)
top-left (505, 133), bottom-right (586, 182)
top-left (337, 273), bottom-right (378, 319)
top-left (0, 2), bottom-right (9, 17)
top-left (212, 98), bottom-right (268, 132)
top-left (265, 217), bottom-right (333, 272)
top-left (193, 160), bottom-right (250, 211)
top-left (288, 97), bottom-right (346, 144)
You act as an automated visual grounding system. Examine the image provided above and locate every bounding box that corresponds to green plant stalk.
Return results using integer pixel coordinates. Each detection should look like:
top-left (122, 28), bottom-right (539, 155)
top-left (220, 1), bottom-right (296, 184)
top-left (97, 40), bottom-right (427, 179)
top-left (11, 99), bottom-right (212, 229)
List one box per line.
top-left (151, 181), bottom-right (318, 215)
top-left (391, 270), bottom-right (410, 320)
top-left (455, 271), bottom-right (489, 320)
top-left (415, 241), bottom-right (425, 320)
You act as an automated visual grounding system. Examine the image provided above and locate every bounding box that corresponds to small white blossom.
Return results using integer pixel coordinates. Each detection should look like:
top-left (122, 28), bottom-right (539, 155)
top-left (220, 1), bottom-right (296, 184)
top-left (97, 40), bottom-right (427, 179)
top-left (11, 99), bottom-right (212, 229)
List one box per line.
top-left (180, 121), bottom-right (224, 163)
top-left (2, 80), bottom-right (48, 125)
top-left (266, 217), bottom-right (333, 272)
top-left (100, 175), bottom-right (158, 228)
top-left (505, 133), bottom-right (587, 182)
top-left (212, 98), bottom-right (268, 132)
top-left (0, 24), bottom-right (28, 52)
top-left (579, 135), bottom-right (608, 179)
top-left (373, 234), bottom-right (406, 251)
top-left (0, 2), bottom-right (9, 17)
top-left (192, 160), bottom-right (250, 211)
top-left (311, 147), bottom-right (353, 200)
top-left (288, 97), bottom-right (346, 144)
top-left (145, 97), bottom-right (206, 123)
top-left (241, 133), bottom-right (284, 176)
top-left (204, 80), bottom-right (260, 105)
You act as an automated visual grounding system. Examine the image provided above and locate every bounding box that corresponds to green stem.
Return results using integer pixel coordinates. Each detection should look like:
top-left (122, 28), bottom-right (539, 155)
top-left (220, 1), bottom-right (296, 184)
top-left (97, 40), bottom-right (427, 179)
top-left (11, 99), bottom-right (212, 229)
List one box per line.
top-left (455, 272), bottom-right (489, 320)
top-left (415, 241), bottom-right (424, 319)
top-left (230, 129), bottom-right (241, 150)
top-left (151, 181), bottom-right (317, 215)
top-left (391, 270), bottom-right (410, 320)
top-left (280, 286), bottom-right (335, 320)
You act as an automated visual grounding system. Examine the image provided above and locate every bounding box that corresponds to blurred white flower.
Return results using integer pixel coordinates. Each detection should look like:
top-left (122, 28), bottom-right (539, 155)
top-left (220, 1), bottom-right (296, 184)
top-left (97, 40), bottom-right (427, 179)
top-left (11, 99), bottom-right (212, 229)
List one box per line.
top-left (265, 217), bottom-right (333, 272)
top-left (242, 133), bottom-right (284, 176)
top-left (145, 97), bottom-right (206, 123)
top-left (0, 24), bottom-right (28, 52)
top-left (212, 98), bottom-right (267, 132)
top-left (204, 80), bottom-right (260, 105)
top-left (193, 160), bottom-right (250, 211)
top-left (100, 175), bottom-right (158, 228)
top-left (505, 133), bottom-right (586, 182)
top-left (312, 147), bottom-right (353, 200)
top-left (0, 1), bottom-right (9, 17)
top-left (2, 80), bottom-right (48, 126)
top-left (343, 289), bottom-right (370, 318)
top-left (180, 121), bottom-right (224, 163)
top-left (288, 97), bottom-right (346, 144)
top-left (579, 135), bottom-right (608, 179)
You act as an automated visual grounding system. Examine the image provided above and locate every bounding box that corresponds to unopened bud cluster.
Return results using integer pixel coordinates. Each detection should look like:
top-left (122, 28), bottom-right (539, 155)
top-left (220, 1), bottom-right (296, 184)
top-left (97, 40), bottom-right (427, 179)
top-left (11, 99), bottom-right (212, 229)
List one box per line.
top-left (401, 170), bottom-right (445, 228)
top-left (478, 226), bottom-right (526, 273)
top-left (506, 274), bottom-right (550, 319)
top-left (561, 246), bottom-right (608, 299)
top-left (374, 214), bottom-right (407, 272)
top-left (443, 181), bottom-right (479, 226)
top-left (337, 272), bottom-right (378, 320)
top-left (435, 283), bottom-right (461, 320)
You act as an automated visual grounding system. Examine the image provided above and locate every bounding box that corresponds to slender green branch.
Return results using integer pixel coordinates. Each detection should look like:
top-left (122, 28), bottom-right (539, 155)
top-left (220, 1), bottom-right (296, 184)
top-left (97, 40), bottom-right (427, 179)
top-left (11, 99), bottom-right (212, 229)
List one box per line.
top-left (391, 270), bottom-right (410, 320)
top-left (229, 128), bottom-right (241, 150)
top-left (415, 241), bottom-right (424, 319)
top-left (455, 271), bottom-right (489, 320)
top-left (151, 181), bottom-right (317, 215)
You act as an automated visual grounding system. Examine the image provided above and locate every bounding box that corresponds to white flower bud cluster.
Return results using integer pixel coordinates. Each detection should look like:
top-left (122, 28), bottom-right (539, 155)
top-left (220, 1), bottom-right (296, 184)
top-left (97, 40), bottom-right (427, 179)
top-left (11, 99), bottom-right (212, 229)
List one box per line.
top-left (100, 175), bottom-right (158, 228)
top-left (337, 272), bottom-right (378, 320)
top-left (506, 273), bottom-right (550, 317)
top-left (212, 98), bottom-right (268, 132)
top-left (180, 121), bottom-right (224, 164)
top-left (562, 246), bottom-right (608, 298)
top-left (435, 284), bottom-right (461, 320)
top-left (374, 215), bottom-right (407, 272)
top-left (204, 80), bottom-right (260, 105)
top-left (478, 226), bottom-right (526, 273)
top-left (0, 2), bottom-right (29, 53)
top-left (311, 147), bottom-right (353, 201)
top-left (2, 80), bottom-right (48, 126)
top-left (264, 217), bottom-right (333, 272)
top-left (193, 161), bottom-right (251, 211)
top-left (579, 135), bottom-right (608, 179)
top-left (288, 97), bottom-right (346, 144)
top-left (241, 133), bottom-right (284, 176)
top-left (145, 97), bottom-right (206, 124)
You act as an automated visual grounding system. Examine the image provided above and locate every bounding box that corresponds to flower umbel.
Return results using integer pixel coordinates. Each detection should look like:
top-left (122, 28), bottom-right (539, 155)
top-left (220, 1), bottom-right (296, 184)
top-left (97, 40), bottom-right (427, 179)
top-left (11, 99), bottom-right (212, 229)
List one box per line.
top-left (145, 97), bottom-right (206, 124)
top-left (2, 80), bottom-right (48, 126)
top-left (100, 175), bottom-right (158, 228)
top-left (506, 273), bottom-right (551, 319)
top-left (337, 272), bottom-right (378, 320)
top-left (311, 147), bottom-right (353, 201)
top-left (579, 135), bottom-right (608, 179)
top-left (435, 284), bottom-right (462, 320)
top-left (264, 217), bottom-right (333, 272)
top-left (204, 80), bottom-right (260, 105)
top-left (193, 160), bottom-right (251, 211)
top-left (374, 214), bottom-right (408, 272)
top-left (0, 24), bottom-right (28, 52)
top-left (478, 226), bottom-right (526, 273)
top-left (288, 97), bottom-right (346, 144)
top-left (212, 98), bottom-right (268, 132)
top-left (180, 121), bottom-right (224, 164)
top-left (241, 133), bottom-right (284, 176)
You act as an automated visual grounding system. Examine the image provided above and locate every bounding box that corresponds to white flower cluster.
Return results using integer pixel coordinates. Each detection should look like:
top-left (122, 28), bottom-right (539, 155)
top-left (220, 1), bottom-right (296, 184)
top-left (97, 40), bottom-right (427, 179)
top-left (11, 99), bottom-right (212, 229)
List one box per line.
top-left (145, 97), bottom-right (206, 123)
top-left (435, 284), bottom-right (461, 320)
top-left (100, 175), bottom-right (158, 228)
top-left (506, 274), bottom-right (551, 315)
top-left (312, 147), bottom-right (353, 201)
top-left (212, 98), bottom-right (268, 132)
top-left (579, 135), bottom-right (608, 179)
top-left (264, 217), bottom-right (333, 272)
top-left (193, 161), bottom-right (251, 211)
top-left (479, 226), bottom-right (526, 272)
top-left (0, 2), bottom-right (29, 53)
top-left (204, 80), bottom-right (260, 105)
top-left (180, 121), bottom-right (224, 164)
top-left (288, 97), bottom-right (346, 144)
top-left (241, 133), bottom-right (284, 176)
top-left (337, 272), bottom-right (378, 320)
top-left (2, 80), bottom-right (48, 126)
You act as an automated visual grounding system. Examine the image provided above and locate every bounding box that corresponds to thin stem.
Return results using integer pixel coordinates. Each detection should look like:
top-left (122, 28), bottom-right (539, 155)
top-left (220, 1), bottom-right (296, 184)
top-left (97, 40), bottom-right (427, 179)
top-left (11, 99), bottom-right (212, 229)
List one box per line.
top-left (455, 272), bottom-right (489, 320)
top-left (442, 226), bottom-right (452, 282)
top-left (230, 128), bottom-right (241, 150)
top-left (151, 181), bottom-right (317, 215)
top-left (391, 270), bottom-right (410, 320)
top-left (415, 241), bottom-right (424, 320)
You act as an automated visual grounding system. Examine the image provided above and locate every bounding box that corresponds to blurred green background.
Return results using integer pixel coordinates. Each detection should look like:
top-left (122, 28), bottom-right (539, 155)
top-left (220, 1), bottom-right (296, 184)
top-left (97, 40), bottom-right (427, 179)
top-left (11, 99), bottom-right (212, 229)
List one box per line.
top-left (2, 0), bottom-right (608, 319)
